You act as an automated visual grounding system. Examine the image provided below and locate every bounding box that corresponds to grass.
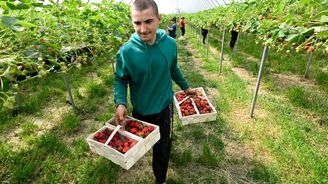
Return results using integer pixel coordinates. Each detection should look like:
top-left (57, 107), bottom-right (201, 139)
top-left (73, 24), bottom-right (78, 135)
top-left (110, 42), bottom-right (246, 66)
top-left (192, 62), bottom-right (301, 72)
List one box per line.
top-left (0, 25), bottom-right (327, 183)
top-left (59, 112), bottom-right (80, 132)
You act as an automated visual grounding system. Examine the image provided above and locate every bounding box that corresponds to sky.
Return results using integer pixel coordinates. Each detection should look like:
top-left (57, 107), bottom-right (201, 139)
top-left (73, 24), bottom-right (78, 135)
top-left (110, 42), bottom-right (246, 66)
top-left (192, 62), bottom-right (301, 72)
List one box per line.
top-left (85, 0), bottom-right (228, 14)
top-left (52, 0), bottom-right (229, 14)
top-left (122, 0), bottom-right (228, 14)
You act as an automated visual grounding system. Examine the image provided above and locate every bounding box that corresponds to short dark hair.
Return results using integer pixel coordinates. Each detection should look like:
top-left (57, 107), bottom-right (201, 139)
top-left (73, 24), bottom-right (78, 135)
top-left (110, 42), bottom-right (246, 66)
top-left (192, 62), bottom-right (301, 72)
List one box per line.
top-left (132, 0), bottom-right (159, 16)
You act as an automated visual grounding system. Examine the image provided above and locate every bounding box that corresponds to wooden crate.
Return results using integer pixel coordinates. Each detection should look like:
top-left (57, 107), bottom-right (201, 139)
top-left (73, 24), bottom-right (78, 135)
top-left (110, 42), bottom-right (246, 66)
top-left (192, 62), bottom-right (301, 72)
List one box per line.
top-left (174, 87), bottom-right (217, 125)
top-left (86, 117), bottom-right (160, 170)
top-left (107, 116), bottom-right (161, 153)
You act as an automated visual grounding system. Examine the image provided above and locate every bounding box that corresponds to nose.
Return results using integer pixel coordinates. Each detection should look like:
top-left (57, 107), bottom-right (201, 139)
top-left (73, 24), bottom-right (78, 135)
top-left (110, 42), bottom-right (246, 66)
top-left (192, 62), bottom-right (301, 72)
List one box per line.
top-left (140, 23), bottom-right (147, 33)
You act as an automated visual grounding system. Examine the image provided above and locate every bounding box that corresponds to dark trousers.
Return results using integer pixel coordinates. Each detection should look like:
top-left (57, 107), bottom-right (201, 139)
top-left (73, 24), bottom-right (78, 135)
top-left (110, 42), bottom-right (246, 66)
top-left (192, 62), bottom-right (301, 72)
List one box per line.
top-left (132, 104), bottom-right (173, 183)
top-left (180, 27), bottom-right (185, 36)
top-left (230, 30), bottom-right (238, 49)
top-left (202, 33), bottom-right (208, 44)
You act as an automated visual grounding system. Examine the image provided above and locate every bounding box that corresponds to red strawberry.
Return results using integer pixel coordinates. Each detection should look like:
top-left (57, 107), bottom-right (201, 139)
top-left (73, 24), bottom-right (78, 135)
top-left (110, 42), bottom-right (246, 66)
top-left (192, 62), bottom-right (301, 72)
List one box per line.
top-left (122, 146), bottom-right (130, 153)
top-left (130, 141), bottom-right (137, 147)
top-left (94, 132), bottom-right (101, 139)
top-left (148, 126), bottom-right (155, 132)
top-left (142, 127), bottom-right (148, 133)
top-left (114, 140), bottom-right (123, 147)
top-left (130, 127), bottom-right (138, 134)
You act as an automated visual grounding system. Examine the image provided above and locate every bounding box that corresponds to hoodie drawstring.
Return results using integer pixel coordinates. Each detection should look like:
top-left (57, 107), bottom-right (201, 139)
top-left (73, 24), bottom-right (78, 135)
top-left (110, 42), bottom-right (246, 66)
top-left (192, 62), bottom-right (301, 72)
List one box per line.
top-left (145, 43), bottom-right (152, 79)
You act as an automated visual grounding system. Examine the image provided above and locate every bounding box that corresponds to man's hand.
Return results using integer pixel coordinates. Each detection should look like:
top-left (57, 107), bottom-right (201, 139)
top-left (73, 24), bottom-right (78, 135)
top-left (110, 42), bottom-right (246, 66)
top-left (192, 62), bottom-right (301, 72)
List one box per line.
top-left (115, 104), bottom-right (127, 126)
top-left (184, 88), bottom-right (202, 97)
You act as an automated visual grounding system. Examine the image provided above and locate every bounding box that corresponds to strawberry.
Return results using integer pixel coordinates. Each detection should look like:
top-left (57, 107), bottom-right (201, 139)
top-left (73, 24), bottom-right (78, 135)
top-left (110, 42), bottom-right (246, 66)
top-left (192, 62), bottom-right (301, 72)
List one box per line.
top-left (122, 146), bottom-right (130, 153)
top-left (130, 127), bottom-right (138, 134)
top-left (130, 141), bottom-right (137, 147)
top-left (94, 132), bottom-right (101, 139)
top-left (114, 140), bottom-right (123, 147)
top-left (148, 126), bottom-right (155, 132)
top-left (142, 127), bottom-right (148, 133)
top-left (137, 132), bottom-right (144, 138)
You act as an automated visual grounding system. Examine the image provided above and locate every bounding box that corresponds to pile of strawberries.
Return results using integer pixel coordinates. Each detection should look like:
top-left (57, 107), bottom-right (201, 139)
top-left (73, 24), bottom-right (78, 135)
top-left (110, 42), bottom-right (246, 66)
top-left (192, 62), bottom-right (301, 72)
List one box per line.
top-left (93, 128), bottom-right (138, 154)
top-left (193, 97), bottom-right (213, 114)
top-left (175, 92), bottom-right (188, 102)
top-left (125, 119), bottom-right (155, 138)
top-left (179, 99), bottom-right (197, 116)
top-left (175, 91), bottom-right (213, 116)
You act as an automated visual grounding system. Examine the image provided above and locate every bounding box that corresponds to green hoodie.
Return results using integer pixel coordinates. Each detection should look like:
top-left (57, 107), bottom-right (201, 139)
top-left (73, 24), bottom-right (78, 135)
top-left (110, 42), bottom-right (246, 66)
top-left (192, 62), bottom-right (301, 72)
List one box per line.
top-left (114, 29), bottom-right (189, 115)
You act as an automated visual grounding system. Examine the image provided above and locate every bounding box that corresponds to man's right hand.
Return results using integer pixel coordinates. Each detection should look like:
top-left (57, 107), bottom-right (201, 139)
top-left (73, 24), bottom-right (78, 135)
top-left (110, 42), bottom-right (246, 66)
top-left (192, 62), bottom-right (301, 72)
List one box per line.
top-left (115, 104), bottom-right (127, 126)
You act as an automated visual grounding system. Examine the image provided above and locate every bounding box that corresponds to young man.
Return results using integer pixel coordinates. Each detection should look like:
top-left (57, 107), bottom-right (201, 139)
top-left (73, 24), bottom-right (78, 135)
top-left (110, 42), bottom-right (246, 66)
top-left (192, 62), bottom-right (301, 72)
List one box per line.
top-left (114, 0), bottom-right (199, 183)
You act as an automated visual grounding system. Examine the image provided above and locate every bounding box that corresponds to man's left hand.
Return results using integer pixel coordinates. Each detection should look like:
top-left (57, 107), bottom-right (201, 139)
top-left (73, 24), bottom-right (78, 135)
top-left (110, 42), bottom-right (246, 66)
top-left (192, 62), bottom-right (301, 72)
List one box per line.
top-left (184, 88), bottom-right (201, 97)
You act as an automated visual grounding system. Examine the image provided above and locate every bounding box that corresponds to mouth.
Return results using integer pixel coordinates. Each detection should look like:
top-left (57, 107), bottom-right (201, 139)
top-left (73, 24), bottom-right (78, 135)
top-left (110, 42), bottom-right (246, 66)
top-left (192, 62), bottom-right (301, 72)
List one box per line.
top-left (140, 32), bottom-right (150, 36)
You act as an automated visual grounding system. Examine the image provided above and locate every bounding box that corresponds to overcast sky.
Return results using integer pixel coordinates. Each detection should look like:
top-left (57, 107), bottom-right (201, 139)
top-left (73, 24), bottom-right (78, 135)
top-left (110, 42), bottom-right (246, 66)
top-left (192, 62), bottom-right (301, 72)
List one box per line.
top-left (112, 0), bottom-right (228, 14)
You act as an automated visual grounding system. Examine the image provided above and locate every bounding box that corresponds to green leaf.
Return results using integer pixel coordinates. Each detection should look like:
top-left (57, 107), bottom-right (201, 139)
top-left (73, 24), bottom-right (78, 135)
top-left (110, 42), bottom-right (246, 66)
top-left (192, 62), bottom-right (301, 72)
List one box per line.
top-left (1, 66), bottom-right (15, 81)
top-left (316, 30), bottom-right (328, 39)
top-left (301, 28), bottom-right (314, 37)
top-left (12, 25), bottom-right (25, 31)
top-left (16, 21), bottom-right (37, 28)
top-left (320, 15), bottom-right (328, 23)
top-left (1, 16), bottom-right (18, 27)
top-left (6, 2), bottom-right (29, 10)
top-left (278, 30), bottom-right (286, 38)
top-left (286, 34), bottom-right (305, 44)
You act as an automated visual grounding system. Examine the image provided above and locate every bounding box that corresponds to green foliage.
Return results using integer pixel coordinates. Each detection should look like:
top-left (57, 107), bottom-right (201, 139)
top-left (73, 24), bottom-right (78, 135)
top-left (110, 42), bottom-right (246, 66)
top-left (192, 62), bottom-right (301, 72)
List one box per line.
top-left (0, 1), bottom-right (132, 109)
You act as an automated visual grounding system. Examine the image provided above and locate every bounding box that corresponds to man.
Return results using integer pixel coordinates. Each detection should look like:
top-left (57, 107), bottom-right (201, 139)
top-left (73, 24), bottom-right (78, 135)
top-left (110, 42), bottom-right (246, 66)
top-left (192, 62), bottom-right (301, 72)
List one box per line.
top-left (114, 0), bottom-right (199, 183)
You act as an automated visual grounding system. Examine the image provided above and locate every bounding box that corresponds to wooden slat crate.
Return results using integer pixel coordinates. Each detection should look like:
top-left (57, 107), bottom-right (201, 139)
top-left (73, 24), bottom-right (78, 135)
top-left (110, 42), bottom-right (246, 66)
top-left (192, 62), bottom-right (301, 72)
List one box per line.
top-left (86, 117), bottom-right (160, 170)
top-left (174, 87), bottom-right (217, 125)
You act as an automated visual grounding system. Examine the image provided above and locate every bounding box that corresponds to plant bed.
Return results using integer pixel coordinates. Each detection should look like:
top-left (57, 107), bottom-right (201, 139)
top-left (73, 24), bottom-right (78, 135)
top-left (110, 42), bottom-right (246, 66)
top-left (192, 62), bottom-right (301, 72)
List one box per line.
top-left (174, 87), bottom-right (217, 125)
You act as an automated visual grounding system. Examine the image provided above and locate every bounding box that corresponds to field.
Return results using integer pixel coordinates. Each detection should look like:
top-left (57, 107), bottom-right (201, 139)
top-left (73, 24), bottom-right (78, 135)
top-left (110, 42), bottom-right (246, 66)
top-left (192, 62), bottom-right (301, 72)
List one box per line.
top-left (1, 23), bottom-right (328, 183)
top-left (1, 1), bottom-right (328, 183)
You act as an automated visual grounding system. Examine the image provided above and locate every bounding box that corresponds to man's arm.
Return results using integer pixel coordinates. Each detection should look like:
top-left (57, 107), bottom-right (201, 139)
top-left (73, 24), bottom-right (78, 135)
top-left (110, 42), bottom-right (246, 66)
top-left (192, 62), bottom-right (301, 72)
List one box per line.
top-left (114, 51), bottom-right (128, 125)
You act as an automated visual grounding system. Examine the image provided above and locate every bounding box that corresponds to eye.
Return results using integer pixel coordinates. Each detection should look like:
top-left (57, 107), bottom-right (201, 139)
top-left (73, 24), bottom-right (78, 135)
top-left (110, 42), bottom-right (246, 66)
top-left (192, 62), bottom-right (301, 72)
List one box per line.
top-left (134, 21), bottom-right (141, 26)
top-left (145, 19), bottom-right (153, 24)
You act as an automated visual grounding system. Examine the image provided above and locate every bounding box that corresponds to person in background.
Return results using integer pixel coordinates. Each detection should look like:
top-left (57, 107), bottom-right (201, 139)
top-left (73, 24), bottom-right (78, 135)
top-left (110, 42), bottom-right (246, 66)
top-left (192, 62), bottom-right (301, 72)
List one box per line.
top-left (167, 17), bottom-right (177, 39)
top-left (230, 30), bottom-right (239, 49)
top-left (179, 17), bottom-right (185, 38)
top-left (201, 28), bottom-right (208, 44)
top-left (114, 0), bottom-right (199, 183)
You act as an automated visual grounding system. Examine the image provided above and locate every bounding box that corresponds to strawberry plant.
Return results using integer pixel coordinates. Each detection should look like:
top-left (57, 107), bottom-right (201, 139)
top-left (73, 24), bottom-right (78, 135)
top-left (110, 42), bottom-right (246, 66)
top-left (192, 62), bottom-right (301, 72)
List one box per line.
top-left (0, 0), bottom-right (133, 110)
top-left (183, 0), bottom-right (327, 52)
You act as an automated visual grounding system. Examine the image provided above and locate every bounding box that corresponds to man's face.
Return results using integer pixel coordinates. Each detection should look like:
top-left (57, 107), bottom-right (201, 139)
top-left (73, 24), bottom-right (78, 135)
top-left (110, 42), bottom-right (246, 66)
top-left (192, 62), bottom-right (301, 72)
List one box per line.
top-left (131, 7), bottom-right (161, 45)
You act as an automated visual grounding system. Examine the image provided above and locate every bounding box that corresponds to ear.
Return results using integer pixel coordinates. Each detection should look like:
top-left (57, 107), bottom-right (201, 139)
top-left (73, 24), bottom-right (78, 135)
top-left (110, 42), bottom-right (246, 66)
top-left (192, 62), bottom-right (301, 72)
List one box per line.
top-left (157, 14), bottom-right (161, 22)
